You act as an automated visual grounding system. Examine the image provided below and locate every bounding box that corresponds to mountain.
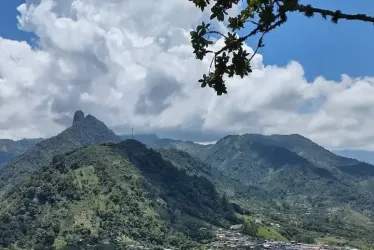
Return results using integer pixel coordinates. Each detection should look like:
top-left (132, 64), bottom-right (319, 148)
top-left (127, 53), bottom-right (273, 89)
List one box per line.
top-left (3, 113), bottom-right (374, 248)
top-left (119, 133), bottom-right (193, 150)
top-left (0, 138), bottom-right (43, 167)
top-left (148, 133), bottom-right (374, 247)
top-left (334, 149), bottom-right (374, 165)
top-left (0, 110), bottom-right (121, 195)
top-left (159, 148), bottom-right (212, 178)
top-left (0, 140), bottom-right (236, 249)
top-left (119, 133), bottom-right (374, 182)
top-left (120, 133), bottom-right (160, 144)
top-left (132, 133), bottom-right (374, 205)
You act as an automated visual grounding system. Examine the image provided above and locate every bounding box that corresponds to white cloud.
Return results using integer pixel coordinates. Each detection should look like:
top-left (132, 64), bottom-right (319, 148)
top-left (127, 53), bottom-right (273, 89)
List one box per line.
top-left (1, 0), bottom-right (374, 150)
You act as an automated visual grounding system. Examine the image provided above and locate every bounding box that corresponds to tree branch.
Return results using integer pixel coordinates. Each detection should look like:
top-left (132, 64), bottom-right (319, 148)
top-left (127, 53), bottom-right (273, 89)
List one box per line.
top-left (190, 0), bottom-right (374, 95)
top-left (206, 30), bottom-right (228, 39)
top-left (295, 3), bottom-right (374, 23)
top-left (249, 32), bottom-right (265, 61)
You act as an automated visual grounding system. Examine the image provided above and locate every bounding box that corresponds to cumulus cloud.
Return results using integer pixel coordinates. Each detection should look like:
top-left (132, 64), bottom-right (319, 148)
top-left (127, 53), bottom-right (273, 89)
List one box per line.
top-left (0, 0), bottom-right (374, 150)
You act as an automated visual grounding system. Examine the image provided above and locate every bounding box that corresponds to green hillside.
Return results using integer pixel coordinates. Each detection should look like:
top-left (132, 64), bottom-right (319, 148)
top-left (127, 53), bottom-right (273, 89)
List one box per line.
top-left (158, 148), bottom-right (212, 178)
top-left (2, 120), bottom-right (374, 248)
top-left (142, 134), bottom-right (374, 247)
top-left (0, 140), bottom-right (236, 249)
top-left (0, 111), bottom-right (120, 196)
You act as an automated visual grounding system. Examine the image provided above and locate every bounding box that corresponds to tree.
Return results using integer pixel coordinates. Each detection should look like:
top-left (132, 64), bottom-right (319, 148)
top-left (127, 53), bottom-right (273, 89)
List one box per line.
top-left (189, 0), bottom-right (374, 95)
top-left (242, 220), bottom-right (259, 237)
top-left (295, 233), bottom-right (315, 244)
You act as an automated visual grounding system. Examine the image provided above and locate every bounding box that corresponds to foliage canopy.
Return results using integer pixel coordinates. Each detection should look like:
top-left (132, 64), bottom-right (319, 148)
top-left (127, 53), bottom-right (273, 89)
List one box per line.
top-left (189, 0), bottom-right (374, 95)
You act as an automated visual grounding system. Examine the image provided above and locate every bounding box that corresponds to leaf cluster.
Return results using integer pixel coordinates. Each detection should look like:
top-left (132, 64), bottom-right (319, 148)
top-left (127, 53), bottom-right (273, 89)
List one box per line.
top-left (189, 0), bottom-right (374, 95)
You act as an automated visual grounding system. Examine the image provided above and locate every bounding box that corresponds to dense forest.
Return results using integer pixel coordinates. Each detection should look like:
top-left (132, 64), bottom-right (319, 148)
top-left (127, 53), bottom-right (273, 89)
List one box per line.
top-left (0, 141), bottom-right (237, 249)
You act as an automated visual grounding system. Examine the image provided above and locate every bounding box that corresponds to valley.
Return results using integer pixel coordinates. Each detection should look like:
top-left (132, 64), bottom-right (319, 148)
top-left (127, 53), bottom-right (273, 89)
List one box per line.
top-left (0, 111), bottom-right (373, 249)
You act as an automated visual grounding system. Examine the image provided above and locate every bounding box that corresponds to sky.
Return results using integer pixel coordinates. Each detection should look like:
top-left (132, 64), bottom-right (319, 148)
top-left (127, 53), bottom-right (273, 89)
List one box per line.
top-left (244, 0), bottom-right (374, 81)
top-left (0, 0), bottom-right (374, 150)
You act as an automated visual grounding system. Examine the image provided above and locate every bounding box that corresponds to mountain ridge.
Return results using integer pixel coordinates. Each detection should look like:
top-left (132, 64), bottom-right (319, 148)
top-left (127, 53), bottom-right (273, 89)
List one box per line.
top-left (334, 149), bottom-right (374, 165)
top-left (0, 140), bottom-right (236, 249)
top-left (0, 110), bottom-right (121, 196)
top-left (134, 132), bottom-right (374, 247)
top-left (1, 113), bottom-right (374, 247)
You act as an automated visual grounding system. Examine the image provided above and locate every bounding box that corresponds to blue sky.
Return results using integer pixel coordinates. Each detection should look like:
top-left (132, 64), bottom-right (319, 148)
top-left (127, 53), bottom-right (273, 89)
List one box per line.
top-left (243, 0), bottom-right (374, 81)
top-left (1, 0), bottom-right (373, 82)
top-left (0, 0), bottom-right (33, 41)
top-left (1, 0), bottom-right (374, 150)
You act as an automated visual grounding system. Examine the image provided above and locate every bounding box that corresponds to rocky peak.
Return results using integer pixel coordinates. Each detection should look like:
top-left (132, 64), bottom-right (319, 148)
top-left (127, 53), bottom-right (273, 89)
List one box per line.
top-left (73, 110), bottom-right (85, 125)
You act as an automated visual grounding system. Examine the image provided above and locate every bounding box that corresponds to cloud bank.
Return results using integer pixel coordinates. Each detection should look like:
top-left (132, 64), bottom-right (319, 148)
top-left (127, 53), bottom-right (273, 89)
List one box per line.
top-left (0, 0), bottom-right (373, 150)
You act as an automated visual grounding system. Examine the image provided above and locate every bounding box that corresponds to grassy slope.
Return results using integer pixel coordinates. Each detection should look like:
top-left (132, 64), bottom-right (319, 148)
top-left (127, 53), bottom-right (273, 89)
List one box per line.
top-left (257, 226), bottom-right (287, 242)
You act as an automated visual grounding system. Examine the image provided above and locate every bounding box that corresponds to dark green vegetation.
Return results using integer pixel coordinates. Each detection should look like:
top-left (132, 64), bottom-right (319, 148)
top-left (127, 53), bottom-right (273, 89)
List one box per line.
top-left (136, 133), bottom-right (374, 248)
top-left (189, 0), bottom-right (374, 95)
top-left (120, 134), bottom-right (160, 146)
top-left (158, 148), bottom-right (212, 178)
top-left (2, 113), bottom-right (374, 249)
top-left (0, 140), bottom-right (236, 249)
top-left (0, 138), bottom-right (43, 167)
top-left (0, 111), bottom-right (120, 196)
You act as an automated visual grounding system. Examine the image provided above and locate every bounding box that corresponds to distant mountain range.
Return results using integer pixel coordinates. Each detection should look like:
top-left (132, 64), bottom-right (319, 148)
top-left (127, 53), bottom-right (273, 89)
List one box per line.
top-left (0, 138), bottom-right (43, 167)
top-left (333, 149), bottom-right (374, 165)
top-left (3, 129), bottom-right (374, 169)
top-left (1, 111), bottom-right (374, 248)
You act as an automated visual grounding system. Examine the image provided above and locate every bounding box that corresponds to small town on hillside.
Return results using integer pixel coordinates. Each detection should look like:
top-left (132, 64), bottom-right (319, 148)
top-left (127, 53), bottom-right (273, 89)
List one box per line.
top-left (122, 225), bottom-right (361, 250)
top-left (207, 227), bottom-right (360, 250)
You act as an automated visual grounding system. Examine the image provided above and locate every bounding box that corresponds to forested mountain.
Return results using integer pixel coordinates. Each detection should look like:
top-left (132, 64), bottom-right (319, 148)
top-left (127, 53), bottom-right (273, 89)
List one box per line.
top-left (119, 133), bottom-right (374, 212)
top-left (139, 133), bottom-right (374, 247)
top-left (119, 133), bottom-right (199, 151)
top-left (0, 110), bottom-right (121, 196)
top-left (0, 138), bottom-right (43, 167)
top-left (194, 134), bottom-right (374, 204)
top-left (148, 134), bottom-right (374, 203)
top-left (0, 140), bottom-right (236, 249)
top-left (120, 133), bottom-right (160, 145)
top-left (2, 113), bottom-right (374, 248)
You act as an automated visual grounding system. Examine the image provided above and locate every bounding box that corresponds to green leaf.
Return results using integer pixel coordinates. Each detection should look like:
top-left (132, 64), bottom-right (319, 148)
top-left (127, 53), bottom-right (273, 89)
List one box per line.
top-left (190, 31), bottom-right (197, 37)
